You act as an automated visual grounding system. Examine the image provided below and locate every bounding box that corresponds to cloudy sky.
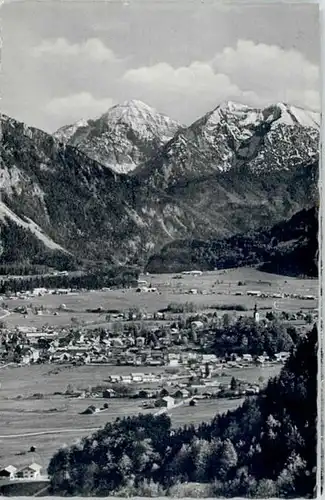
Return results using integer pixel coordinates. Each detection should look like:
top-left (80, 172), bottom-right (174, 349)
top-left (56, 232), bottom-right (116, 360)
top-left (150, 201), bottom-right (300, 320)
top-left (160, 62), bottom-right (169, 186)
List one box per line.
top-left (0, 0), bottom-right (320, 132)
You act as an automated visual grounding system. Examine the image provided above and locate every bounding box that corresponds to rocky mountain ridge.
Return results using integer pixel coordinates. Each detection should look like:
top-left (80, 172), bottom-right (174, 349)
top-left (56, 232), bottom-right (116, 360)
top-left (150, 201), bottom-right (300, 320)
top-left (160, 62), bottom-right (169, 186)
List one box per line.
top-left (0, 100), bottom-right (320, 269)
top-left (134, 101), bottom-right (320, 190)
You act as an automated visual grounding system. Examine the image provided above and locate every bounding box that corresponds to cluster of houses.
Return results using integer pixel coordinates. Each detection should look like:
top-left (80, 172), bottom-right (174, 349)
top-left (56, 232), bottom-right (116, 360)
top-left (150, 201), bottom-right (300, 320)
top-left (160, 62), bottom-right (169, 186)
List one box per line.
top-left (77, 374), bottom-right (262, 410)
top-left (0, 281), bottom-right (316, 370)
top-left (74, 376), bottom-right (262, 411)
top-left (1, 287), bottom-right (73, 301)
top-left (0, 463), bottom-right (44, 482)
top-left (0, 318), bottom-right (292, 369)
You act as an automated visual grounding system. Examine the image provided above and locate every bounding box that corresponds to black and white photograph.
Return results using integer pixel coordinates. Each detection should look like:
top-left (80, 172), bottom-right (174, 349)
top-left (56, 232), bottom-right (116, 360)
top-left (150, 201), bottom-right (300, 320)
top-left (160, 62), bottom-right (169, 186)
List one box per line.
top-left (0, 0), bottom-right (321, 498)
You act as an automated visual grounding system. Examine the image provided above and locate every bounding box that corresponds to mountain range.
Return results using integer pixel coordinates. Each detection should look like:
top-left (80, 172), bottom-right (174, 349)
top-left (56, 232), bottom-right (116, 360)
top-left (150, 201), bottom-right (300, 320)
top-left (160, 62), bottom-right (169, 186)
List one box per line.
top-left (0, 99), bottom-right (320, 274)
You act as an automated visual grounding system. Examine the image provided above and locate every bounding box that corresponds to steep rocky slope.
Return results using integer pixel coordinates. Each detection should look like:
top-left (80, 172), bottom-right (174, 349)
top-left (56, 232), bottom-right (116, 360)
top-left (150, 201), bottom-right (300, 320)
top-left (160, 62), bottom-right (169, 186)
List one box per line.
top-left (54, 100), bottom-right (181, 174)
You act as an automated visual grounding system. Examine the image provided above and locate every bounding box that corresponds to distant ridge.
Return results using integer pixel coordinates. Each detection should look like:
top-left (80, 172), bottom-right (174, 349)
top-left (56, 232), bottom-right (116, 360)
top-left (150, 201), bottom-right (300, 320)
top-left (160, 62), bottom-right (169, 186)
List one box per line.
top-left (145, 207), bottom-right (318, 277)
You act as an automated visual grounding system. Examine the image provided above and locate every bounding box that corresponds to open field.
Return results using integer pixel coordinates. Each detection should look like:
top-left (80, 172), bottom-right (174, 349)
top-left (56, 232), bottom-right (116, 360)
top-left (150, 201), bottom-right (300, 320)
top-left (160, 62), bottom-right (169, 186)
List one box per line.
top-left (1, 268), bottom-right (318, 329)
top-left (3, 311), bottom-right (108, 330)
top-left (213, 363), bottom-right (281, 385)
top-left (0, 364), bottom-right (167, 399)
top-left (170, 397), bottom-right (246, 427)
top-left (0, 397), bottom-right (154, 470)
top-left (0, 361), bottom-right (282, 471)
top-left (0, 362), bottom-right (281, 399)
top-left (0, 395), bottom-right (248, 471)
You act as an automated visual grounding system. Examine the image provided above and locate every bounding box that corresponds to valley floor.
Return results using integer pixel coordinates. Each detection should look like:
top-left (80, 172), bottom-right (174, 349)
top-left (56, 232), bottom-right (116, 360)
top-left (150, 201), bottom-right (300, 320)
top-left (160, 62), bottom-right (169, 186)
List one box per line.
top-left (0, 268), bottom-right (317, 475)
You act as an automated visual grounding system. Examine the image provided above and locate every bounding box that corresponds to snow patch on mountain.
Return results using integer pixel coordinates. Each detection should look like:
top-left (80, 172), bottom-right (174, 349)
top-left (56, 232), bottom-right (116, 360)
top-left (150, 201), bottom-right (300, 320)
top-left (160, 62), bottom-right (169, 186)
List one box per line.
top-left (54, 118), bottom-right (90, 143)
top-left (264, 103), bottom-right (320, 129)
top-left (140, 100), bottom-right (320, 188)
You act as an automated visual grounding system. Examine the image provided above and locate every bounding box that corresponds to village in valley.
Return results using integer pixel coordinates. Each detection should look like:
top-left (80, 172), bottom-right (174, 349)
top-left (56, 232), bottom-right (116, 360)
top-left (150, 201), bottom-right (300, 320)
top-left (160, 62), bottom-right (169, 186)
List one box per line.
top-left (0, 267), bottom-right (318, 490)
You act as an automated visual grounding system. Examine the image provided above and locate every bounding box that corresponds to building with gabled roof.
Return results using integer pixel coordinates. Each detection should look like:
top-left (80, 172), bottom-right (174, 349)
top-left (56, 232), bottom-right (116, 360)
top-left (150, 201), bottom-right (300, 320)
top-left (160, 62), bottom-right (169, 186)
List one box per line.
top-left (16, 463), bottom-right (42, 479)
top-left (0, 465), bottom-right (17, 479)
top-left (155, 395), bottom-right (175, 409)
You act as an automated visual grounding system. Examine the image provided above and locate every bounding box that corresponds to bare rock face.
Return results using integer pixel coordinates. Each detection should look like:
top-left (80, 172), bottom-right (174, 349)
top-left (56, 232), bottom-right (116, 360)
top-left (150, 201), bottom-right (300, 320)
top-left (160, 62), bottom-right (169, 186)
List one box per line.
top-left (54, 100), bottom-right (181, 174)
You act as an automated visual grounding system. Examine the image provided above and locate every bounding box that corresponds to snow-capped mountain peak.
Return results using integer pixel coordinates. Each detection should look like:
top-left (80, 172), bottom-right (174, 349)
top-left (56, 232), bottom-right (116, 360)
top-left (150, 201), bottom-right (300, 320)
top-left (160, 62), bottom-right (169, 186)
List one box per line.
top-left (99, 99), bottom-right (179, 137)
top-left (263, 102), bottom-right (320, 129)
top-left (203, 101), bottom-right (261, 128)
top-left (200, 100), bottom-right (320, 131)
top-left (218, 100), bottom-right (251, 113)
top-left (140, 99), bottom-right (320, 188)
top-left (54, 100), bottom-right (181, 174)
top-left (53, 118), bottom-right (90, 143)
top-left (101, 99), bottom-right (157, 122)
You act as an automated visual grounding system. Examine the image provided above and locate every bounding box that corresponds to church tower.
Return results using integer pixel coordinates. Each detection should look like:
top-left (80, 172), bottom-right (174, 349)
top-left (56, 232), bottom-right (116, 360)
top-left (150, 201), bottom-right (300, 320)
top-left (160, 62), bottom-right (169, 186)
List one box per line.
top-left (253, 304), bottom-right (260, 323)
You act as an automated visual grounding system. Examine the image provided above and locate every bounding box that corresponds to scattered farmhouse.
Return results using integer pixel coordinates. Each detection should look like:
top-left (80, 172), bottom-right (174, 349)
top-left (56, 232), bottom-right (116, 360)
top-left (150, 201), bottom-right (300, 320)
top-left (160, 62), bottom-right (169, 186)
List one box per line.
top-left (155, 396), bottom-right (175, 409)
top-left (5, 463), bottom-right (43, 480)
top-left (173, 388), bottom-right (190, 399)
top-left (0, 465), bottom-right (17, 480)
top-left (102, 389), bottom-right (116, 398)
top-left (191, 320), bottom-right (204, 329)
top-left (16, 463), bottom-right (42, 480)
top-left (275, 351), bottom-right (290, 362)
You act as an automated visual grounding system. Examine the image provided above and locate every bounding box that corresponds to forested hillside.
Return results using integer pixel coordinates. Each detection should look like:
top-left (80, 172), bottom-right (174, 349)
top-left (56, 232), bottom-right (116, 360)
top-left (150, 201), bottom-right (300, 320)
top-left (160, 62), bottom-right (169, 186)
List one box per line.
top-left (146, 207), bottom-right (318, 277)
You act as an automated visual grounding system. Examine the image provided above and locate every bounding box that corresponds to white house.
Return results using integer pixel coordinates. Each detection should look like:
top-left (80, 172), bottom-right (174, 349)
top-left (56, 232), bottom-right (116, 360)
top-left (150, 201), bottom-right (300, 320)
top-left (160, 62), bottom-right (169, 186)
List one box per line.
top-left (21, 348), bottom-right (40, 365)
top-left (131, 373), bottom-right (144, 383)
top-left (136, 337), bottom-right (145, 348)
top-left (157, 396), bottom-right (175, 408)
top-left (247, 290), bottom-right (262, 297)
top-left (111, 338), bottom-right (124, 347)
top-left (33, 288), bottom-right (48, 296)
top-left (16, 463), bottom-right (42, 479)
top-left (0, 465), bottom-right (17, 480)
top-left (202, 354), bottom-right (218, 363)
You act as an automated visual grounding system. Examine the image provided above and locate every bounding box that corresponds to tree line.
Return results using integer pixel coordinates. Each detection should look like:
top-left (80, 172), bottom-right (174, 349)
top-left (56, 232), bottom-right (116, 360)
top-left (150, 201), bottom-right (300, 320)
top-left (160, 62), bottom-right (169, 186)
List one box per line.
top-left (0, 266), bottom-right (139, 294)
top-left (211, 316), bottom-right (296, 357)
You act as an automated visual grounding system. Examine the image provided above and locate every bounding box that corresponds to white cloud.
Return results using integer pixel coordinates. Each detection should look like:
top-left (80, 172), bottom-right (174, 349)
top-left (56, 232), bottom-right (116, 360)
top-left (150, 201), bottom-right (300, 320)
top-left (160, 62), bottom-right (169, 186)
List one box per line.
top-left (211, 40), bottom-right (320, 110)
top-left (44, 92), bottom-right (115, 123)
top-left (122, 40), bottom-right (320, 113)
top-left (32, 37), bottom-right (118, 63)
top-left (124, 62), bottom-right (237, 95)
